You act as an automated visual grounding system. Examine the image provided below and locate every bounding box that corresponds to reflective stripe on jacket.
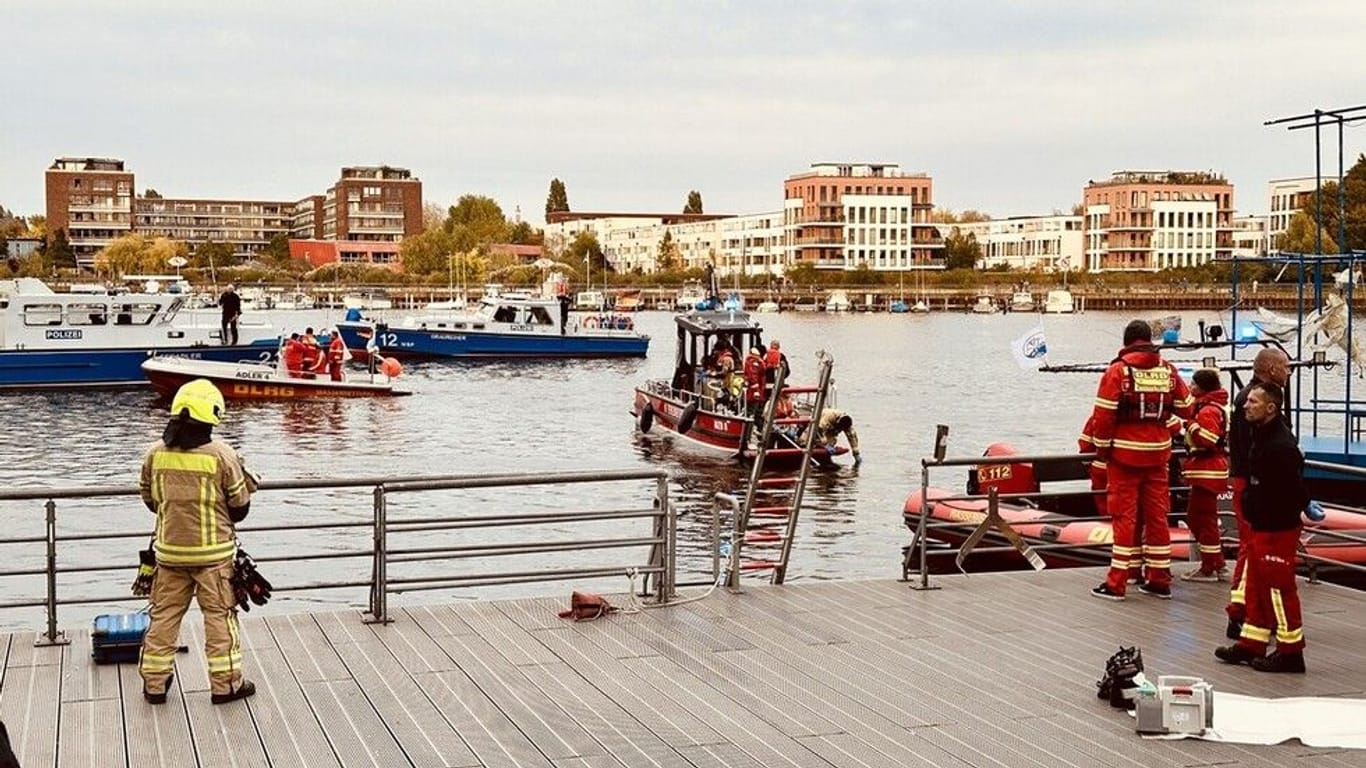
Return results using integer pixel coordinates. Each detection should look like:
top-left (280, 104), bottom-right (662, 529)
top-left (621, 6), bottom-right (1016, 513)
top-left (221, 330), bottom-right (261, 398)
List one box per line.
top-left (1089, 343), bottom-right (1194, 468)
top-left (140, 440), bottom-right (251, 566)
top-left (1181, 389), bottom-right (1230, 492)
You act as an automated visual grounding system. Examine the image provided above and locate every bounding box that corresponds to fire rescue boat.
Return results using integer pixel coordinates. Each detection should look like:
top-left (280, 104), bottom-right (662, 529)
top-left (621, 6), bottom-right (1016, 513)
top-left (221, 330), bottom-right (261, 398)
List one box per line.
top-left (631, 306), bottom-right (848, 468)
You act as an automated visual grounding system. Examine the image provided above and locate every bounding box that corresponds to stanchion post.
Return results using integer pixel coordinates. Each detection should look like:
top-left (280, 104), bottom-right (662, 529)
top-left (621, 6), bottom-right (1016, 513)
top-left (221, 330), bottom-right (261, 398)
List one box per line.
top-left (656, 474), bottom-right (674, 603)
top-left (36, 499), bottom-right (69, 647)
top-left (364, 485), bottom-right (391, 624)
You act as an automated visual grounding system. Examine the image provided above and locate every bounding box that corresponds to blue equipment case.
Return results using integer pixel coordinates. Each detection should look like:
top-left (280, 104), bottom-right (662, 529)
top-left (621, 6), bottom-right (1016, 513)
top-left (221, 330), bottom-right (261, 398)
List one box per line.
top-left (91, 612), bottom-right (149, 664)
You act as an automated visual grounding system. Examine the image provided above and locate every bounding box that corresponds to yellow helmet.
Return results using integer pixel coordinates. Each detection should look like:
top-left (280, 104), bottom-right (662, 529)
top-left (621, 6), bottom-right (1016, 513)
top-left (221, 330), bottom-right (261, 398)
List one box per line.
top-left (170, 379), bottom-right (225, 425)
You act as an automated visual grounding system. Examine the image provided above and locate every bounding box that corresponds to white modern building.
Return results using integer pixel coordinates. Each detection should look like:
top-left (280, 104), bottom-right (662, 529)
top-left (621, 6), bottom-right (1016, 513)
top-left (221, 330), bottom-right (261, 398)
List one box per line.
top-left (1267, 176), bottom-right (1316, 246)
top-left (1231, 214), bottom-right (1269, 258)
top-left (945, 214), bottom-right (1083, 270)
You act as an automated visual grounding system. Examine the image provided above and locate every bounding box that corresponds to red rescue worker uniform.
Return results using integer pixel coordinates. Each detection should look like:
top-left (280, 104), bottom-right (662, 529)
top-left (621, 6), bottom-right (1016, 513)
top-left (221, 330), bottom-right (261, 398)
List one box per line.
top-left (282, 337), bottom-right (305, 378)
top-left (1078, 414), bottom-right (1109, 517)
top-left (300, 333), bottom-right (322, 378)
top-left (1222, 409), bottom-right (1309, 669)
top-left (327, 333), bottom-right (347, 382)
top-left (1181, 387), bottom-right (1230, 576)
top-left (743, 349), bottom-right (767, 409)
top-left (1088, 341), bottom-right (1194, 596)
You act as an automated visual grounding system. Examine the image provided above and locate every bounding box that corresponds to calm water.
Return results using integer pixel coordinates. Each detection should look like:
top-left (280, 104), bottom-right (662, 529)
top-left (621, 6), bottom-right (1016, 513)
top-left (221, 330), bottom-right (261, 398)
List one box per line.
top-left (2, 307), bottom-right (1359, 629)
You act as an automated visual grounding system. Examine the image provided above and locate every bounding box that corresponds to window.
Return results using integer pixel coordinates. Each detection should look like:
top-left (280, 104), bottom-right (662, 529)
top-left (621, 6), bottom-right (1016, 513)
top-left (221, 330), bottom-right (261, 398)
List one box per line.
top-left (23, 303), bottom-right (64, 325)
top-left (529, 307), bottom-right (554, 325)
top-left (69, 303), bottom-right (108, 325)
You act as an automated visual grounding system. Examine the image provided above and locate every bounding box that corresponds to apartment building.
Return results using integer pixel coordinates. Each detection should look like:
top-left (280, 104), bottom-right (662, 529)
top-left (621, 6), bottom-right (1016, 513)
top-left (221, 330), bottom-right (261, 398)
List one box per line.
top-left (545, 212), bottom-right (733, 273)
top-left (321, 166), bottom-right (423, 242)
top-left (1267, 176), bottom-right (1316, 246)
top-left (1232, 214), bottom-right (1269, 258)
top-left (44, 159), bottom-right (424, 269)
top-left (946, 215), bottom-right (1083, 270)
top-left (44, 157), bottom-right (135, 269)
top-left (784, 163), bottom-right (942, 270)
top-left (135, 197), bottom-right (293, 258)
top-left (1082, 170), bottom-right (1234, 272)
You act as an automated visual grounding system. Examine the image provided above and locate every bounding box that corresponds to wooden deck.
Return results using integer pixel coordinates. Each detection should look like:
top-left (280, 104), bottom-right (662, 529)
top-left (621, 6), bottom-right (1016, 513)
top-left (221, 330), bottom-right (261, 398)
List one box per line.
top-left (1, 567), bottom-right (1362, 767)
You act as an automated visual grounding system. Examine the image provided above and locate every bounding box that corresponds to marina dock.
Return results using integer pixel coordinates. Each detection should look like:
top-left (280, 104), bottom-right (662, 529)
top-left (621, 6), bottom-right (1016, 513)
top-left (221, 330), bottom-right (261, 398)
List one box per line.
top-left (1, 567), bottom-right (1362, 767)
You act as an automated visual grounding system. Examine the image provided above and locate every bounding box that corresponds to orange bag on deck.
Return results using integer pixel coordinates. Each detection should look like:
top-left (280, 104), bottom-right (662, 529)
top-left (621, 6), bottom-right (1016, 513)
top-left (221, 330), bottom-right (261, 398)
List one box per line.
top-left (557, 591), bottom-right (618, 622)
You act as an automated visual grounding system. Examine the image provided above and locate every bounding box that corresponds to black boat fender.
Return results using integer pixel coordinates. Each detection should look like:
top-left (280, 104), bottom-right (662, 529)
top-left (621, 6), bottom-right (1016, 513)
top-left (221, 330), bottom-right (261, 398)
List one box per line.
top-left (638, 402), bottom-right (654, 433)
top-left (677, 401), bottom-right (699, 434)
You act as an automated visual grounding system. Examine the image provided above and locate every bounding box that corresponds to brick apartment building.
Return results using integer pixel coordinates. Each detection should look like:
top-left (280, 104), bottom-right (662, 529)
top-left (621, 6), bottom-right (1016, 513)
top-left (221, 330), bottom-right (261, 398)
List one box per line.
top-left (1082, 170), bottom-right (1235, 272)
top-left (45, 158), bottom-right (422, 270)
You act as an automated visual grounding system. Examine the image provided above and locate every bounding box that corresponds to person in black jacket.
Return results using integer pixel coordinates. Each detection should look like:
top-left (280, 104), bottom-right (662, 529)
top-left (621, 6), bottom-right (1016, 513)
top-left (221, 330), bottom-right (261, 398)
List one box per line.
top-left (1215, 382), bottom-right (1311, 673)
top-left (219, 283), bottom-right (242, 346)
top-left (1224, 348), bottom-right (1290, 634)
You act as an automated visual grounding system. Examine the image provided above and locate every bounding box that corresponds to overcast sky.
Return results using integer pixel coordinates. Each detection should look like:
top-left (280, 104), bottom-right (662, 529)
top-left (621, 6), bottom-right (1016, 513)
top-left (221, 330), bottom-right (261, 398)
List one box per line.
top-left (4, 1), bottom-right (1366, 223)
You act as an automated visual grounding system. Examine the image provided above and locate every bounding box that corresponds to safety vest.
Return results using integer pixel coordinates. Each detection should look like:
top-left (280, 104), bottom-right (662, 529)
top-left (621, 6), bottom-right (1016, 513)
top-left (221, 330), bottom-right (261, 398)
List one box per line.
top-left (139, 440), bottom-right (250, 566)
top-left (1115, 361), bottom-right (1175, 423)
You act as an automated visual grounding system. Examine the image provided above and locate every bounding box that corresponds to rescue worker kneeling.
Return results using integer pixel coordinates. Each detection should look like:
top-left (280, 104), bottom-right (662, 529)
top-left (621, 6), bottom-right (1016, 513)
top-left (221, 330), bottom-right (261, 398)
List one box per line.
top-left (138, 379), bottom-right (256, 705)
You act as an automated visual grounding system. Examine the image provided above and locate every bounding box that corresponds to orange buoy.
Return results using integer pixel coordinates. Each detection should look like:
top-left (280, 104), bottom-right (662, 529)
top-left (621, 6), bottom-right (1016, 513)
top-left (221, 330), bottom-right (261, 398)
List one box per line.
top-left (380, 357), bottom-right (402, 378)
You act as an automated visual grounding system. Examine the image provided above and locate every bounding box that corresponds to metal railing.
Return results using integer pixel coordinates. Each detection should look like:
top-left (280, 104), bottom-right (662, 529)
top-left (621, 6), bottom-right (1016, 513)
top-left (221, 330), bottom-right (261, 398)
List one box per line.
top-left (908, 446), bottom-right (1366, 590)
top-left (0, 468), bottom-right (673, 645)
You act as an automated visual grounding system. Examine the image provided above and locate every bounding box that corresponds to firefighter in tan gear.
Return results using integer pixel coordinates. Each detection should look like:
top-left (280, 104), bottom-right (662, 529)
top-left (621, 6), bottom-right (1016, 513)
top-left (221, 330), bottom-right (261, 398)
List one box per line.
top-left (138, 379), bottom-right (256, 705)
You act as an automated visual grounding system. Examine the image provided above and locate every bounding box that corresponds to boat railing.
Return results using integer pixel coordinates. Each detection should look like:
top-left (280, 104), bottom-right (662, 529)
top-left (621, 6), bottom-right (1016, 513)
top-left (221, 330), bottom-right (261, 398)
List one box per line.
top-left (909, 444), bottom-right (1366, 590)
top-left (0, 468), bottom-right (674, 645)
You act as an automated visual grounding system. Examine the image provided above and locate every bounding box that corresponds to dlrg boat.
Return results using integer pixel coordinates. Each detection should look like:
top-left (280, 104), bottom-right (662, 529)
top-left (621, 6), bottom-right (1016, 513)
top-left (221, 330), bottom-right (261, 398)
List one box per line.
top-left (631, 306), bottom-right (849, 467)
top-left (141, 354), bottom-right (407, 399)
top-left (0, 277), bottom-right (279, 389)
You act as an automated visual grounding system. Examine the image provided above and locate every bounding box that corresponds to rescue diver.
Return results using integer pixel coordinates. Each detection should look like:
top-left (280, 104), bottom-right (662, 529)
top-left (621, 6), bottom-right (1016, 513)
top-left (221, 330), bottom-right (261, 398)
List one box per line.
top-left (139, 379), bottom-right (256, 705)
top-left (1087, 319), bottom-right (1194, 601)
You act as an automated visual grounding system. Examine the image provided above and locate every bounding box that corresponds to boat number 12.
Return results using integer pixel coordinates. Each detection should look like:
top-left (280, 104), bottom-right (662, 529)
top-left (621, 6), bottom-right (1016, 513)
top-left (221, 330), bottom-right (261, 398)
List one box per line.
top-left (379, 333), bottom-right (398, 347)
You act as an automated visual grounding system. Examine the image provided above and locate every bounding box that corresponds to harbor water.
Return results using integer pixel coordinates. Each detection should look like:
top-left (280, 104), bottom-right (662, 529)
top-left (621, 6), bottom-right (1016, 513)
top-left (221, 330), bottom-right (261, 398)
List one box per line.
top-left (1, 308), bottom-right (1360, 629)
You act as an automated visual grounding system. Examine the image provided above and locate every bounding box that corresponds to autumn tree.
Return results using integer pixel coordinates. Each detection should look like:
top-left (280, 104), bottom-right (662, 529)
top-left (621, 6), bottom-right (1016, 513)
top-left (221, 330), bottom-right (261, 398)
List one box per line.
top-left (656, 230), bottom-right (680, 271)
top-left (1294, 153), bottom-right (1366, 252)
top-left (421, 202), bottom-right (446, 232)
top-left (192, 239), bottom-right (236, 271)
top-left (943, 229), bottom-right (983, 270)
top-left (445, 195), bottom-right (510, 252)
top-left (142, 189), bottom-right (162, 199)
top-left (508, 220), bottom-right (541, 245)
top-left (544, 178), bottom-right (569, 222)
top-left (1276, 211), bottom-right (1339, 254)
top-left (48, 228), bottom-right (76, 270)
top-left (0, 205), bottom-right (25, 238)
top-left (97, 234), bottom-right (189, 276)
top-left (566, 231), bottom-right (608, 275)
top-left (400, 227), bottom-right (458, 276)
top-left (684, 190), bottom-right (703, 214)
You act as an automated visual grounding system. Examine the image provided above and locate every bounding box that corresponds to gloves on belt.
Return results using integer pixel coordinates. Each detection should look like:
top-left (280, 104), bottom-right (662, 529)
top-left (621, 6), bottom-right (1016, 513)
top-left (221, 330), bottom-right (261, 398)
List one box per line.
top-left (131, 541), bottom-right (156, 597)
top-left (231, 547), bottom-right (273, 611)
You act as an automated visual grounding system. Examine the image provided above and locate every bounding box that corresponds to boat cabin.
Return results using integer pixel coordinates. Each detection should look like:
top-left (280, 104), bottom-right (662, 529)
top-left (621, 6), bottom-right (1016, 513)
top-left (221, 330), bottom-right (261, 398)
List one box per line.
top-left (669, 308), bottom-right (765, 396)
top-left (1, 277), bottom-right (203, 350)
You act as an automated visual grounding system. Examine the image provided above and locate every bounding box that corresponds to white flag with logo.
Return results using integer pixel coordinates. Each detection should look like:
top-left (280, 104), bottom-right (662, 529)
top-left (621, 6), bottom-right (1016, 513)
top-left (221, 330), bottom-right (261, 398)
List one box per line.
top-left (1011, 326), bottom-right (1048, 370)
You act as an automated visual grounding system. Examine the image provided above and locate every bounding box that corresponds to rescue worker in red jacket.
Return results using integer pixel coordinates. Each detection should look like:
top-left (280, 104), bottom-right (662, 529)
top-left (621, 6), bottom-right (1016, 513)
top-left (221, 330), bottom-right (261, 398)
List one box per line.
top-left (1078, 414), bottom-right (1109, 517)
top-left (300, 327), bottom-right (322, 378)
top-left (742, 346), bottom-right (768, 416)
top-left (326, 329), bottom-right (347, 382)
top-left (281, 334), bottom-right (305, 378)
top-left (1215, 381), bottom-right (1312, 673)
top-left (1225, 347), bottom-right (1291, 636)
top-left (1179, 368), bottom-right (1231, 582)
top-left (1087, 320), bottom-right (1194, 601)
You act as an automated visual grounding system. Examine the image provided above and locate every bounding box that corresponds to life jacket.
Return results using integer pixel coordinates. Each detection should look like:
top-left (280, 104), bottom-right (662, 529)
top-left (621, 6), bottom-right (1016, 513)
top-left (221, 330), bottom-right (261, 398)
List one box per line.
top-left (1181, 389), bottom-right (1231, 493)
top-left (328, 335), bottom-right (345, 364)
top-left (1112, 348), bottom-right (1175, 423)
